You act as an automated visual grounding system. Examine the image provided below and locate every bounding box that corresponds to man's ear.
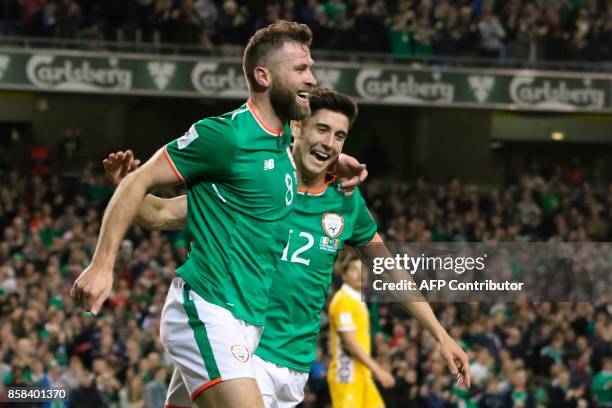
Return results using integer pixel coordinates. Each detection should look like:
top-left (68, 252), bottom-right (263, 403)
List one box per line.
top-left (290, 120), bottom-right (301, 138)
top-left (253, 66), bottom-right (272, 89)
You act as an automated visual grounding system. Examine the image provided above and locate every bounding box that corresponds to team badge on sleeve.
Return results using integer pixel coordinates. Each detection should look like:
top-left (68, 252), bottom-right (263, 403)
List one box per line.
top-left (322, 213), bottom-right (344, 238)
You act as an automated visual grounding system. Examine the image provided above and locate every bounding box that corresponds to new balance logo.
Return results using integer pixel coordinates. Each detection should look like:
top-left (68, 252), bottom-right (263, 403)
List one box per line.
top-left (147, 61), bottom-right (176, 90)
top-left (263, 159), bottom-right (275, 170)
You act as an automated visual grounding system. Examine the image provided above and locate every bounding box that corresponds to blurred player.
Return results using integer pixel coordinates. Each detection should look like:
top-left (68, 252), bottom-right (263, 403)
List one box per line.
top-left (327, 258), bottom-right (390, 408)
top-left (105, 88), bottom-right (470, 407)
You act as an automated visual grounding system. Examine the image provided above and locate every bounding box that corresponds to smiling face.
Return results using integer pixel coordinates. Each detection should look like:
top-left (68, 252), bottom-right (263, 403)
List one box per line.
top-left (292, 108), bottom-right (349, 181)
top-left (268, 41), bottom-right (316, 121)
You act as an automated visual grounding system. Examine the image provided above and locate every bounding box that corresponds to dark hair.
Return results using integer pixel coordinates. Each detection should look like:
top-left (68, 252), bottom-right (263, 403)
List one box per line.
top-left (308, 88), bottom-right (359, 127)
top-left (243, 20), bottom-right (313, 91)
top-left (341, 255), bottom-right (361, 275)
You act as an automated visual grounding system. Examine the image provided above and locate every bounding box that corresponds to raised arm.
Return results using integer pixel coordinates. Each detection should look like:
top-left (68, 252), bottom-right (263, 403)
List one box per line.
top-left (358, 233), bottom-right (471, 388)
top-left (103, 150), bottom-right (187, 231)
top-left (71, 148), bottom-right (181, 314)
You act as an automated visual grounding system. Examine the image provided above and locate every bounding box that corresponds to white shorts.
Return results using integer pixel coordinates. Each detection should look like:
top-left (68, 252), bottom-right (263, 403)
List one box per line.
top-left (253, 355), bottom-right (309, 408)
top-left (160, 277), bottom-right (263, 405)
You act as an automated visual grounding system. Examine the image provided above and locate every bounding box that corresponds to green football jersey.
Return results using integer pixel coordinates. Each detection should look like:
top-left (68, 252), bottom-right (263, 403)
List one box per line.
top-left (165, 101), bottom-right (297, 326)
top-left (255, 179), bottom-right (377, 372)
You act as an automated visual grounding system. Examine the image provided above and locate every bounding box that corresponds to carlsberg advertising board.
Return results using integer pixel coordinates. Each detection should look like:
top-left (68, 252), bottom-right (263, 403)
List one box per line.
top-left (0, 48), bottom-right (610, 112)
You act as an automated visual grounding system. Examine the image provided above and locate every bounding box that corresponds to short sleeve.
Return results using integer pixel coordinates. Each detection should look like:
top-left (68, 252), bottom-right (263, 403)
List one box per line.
top-left (345, 188), bottom-right (377, 248)
top-left (165, 117), bottom-right (237, 185)
top-left (330, 296), bottom-right (356, 332)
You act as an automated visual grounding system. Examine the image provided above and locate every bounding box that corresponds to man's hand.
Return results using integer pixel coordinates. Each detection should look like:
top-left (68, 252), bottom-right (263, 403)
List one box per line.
top-left (333, 153), bottom-right (368, 195)
top-left (374, 367), bottom-right (396, 389)
top-left (438, 335), bottom-right (471, 388)
top-left (70, 148), bottom-right (180, 315)
top-left (103, 150), bottom-right (141, 186)
top-left (70, 264), bottom-right (113, 315)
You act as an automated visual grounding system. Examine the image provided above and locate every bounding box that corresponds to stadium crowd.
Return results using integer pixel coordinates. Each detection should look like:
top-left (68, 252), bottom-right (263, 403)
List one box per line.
top-left (0, 144), bottom-right (610, 407)
top-left (1, 0), bottom-right (612, 61)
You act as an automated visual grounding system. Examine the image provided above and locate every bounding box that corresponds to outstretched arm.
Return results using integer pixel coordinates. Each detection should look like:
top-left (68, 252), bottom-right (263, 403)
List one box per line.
top-left (357, 233), bottom-right (471, 388)
top-left (103, 150), bottom-right (187, 231)
top-left (71, 148), bottom-right (180, 314)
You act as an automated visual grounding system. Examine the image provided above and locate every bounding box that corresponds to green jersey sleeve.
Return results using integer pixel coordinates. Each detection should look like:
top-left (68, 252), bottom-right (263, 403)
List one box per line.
top-left (346, 189), bottom-right (377, 248)
top-left (165, 117), bottom-right (237, 185)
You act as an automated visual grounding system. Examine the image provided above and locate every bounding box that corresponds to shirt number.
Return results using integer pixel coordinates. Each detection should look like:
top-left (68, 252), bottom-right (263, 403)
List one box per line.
top-left (281, 230), bottom-right (314, 266)
top-left (285, 173), bottom-right (294, 206)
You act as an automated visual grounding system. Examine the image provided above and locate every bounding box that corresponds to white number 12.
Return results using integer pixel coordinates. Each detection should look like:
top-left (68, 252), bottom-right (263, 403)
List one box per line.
top-left (281, 229), bottom-right (314, 266)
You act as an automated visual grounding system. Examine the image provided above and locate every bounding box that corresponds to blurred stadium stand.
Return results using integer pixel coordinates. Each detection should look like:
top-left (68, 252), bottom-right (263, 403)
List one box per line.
top-left (0, 0), bottom-right (611, 69)
top-left (0, 1), bottom-right (611, 407)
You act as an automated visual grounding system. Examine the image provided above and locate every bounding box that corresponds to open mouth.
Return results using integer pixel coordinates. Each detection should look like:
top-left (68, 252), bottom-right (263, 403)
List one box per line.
top-left (310, 150), bottom-right (330, 163)
top-left (297, 91), bottom-right (309, 102)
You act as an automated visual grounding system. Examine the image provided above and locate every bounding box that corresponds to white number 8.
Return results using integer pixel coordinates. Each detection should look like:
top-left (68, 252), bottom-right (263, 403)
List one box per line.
top-left (285, 173), bottom-right (294, 206)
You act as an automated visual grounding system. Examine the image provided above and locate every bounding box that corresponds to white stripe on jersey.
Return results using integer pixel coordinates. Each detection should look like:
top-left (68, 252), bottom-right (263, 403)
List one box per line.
top-left (212, 183), bottom-right (227, 203)
top-left (231, 106), bottom-right (250, 120)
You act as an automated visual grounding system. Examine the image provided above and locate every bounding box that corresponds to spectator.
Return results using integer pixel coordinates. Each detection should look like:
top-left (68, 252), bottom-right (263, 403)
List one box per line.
top-left (297, 0), bottom-right (317, 27)
top-left (282, 0), bottom-right (296, 22)
top-left (548, 367), bottom-right (586, 407)
top-left (173, 0), bottom-right (202, 44)
top-left (413, 15), bottom-right (437, 56)
top-left (129, 0), bottom-right (157, 42)
top-left (0, 0), bottom-right (21, 35)
top-left (480, 377), bottom-right (506, 407)
top-left (310, 3), bottom-right (332, 49)
top-left (254, 2), bottom-right (280, 30)
top-left (352, 0), bottom-right (386, 52)
top-left (504, 369), bottom-right (535, 408)
top-left (327, 5), bottom-right (352, 50)
top-left (322, 0), bottom-right (346, 25)
top-left (454, 5), bottom-right (479, 55)
top-left (215, 0), bottom-right (249, 46)
top-left (153, 0), bottom-right (177, 43)
top-left (592, 356), bottom-right (612, 407)
top-left (18, 0), bottom-right (45, 27)
top-left (479, 8), bottom-right (506, 58)
top-left (388, 11), bottom-right (414, 57)
top-left (194, 0), bottom-right (217, 32)
top-left (70, 371), bottom-right (104, 407)
top-left (572, 7), bottom-right (596, 59)
top-left (55, 0), bottom-right (81, 39)
top-left (144, 367), bottom-right (168, 408)
top-left (119, 375), bottom-right (145, 408)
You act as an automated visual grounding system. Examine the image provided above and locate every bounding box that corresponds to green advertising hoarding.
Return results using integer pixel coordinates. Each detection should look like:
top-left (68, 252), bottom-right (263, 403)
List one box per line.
top-left (0, 48), bottom-right (610, 112)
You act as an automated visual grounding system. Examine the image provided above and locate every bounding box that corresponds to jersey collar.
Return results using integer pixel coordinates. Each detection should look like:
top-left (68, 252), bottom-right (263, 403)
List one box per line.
top-left (246, 99), bottom-right (284, 136)
top-left (341, 283), bottom-right (362, 301)
top-left (298, 175), bottom-right (337, 196)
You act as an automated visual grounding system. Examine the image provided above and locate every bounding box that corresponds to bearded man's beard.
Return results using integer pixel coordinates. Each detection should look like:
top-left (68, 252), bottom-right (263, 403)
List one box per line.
top-left (269, 79), bottom-right (310, 121)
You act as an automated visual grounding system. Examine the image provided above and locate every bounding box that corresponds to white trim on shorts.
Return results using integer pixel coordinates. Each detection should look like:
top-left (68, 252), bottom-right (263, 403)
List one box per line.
top-left (160, 277), bottom-right (263, 403)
